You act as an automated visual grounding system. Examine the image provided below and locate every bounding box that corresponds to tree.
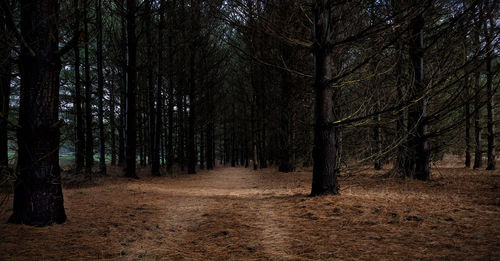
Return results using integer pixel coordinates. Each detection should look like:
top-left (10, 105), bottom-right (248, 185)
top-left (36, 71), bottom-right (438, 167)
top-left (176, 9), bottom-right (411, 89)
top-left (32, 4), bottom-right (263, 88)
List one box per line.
top-left (472, 17), bottom-right (482, 169)
top-left (484, 1), bottom-right (495, 170)
top-left (9, 0), bottom-right (66, 226)
top-left (166, 0), bottom-right (175, 173)
top-left (406, 1), bottom-right (430, 180)
top-left (73, 0), bottom-right (85, 172)
top-left (310, 0), bottom-right (340, 196)
top-left (0, 2), bottom-right (11, 170)
top-left (124, 0), bottom-right (138, 178)
top-left (151, 0), bottom-right (164, 176)
top-left (84, 0), bottom-right (94, 177)
top-left (96, 0), bottom-right (106, 175)
top-left (187, 0), bottom-right (201, 174)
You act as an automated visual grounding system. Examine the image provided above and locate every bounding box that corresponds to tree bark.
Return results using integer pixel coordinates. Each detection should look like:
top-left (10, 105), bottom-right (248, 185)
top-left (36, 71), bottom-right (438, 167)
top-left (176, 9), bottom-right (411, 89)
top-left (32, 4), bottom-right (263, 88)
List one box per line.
top-left (84, 1), bottom-right (93, 178)
top-left (465, 75), bottom-right (471, 168)
top-left (408, 5), bottom-right (430, 180)
top-left (279, 71), bottom-right (294, 173)
top-left (124, 0), bottom-right (138, 178)
top-left (187, 41), bottom-right (197, 173)
top-left (0, 7), bottom-right (11, 169)
top-left (151, 0), bottom-right (164, 176)
top-left (118, 0), bottom-right (127, 166)
top-left (96, 0), bottom-right (106, 175)
top-left (73, 0), bottom-right (85, 172)
top-left (391, 0), bottom-right (407, 176)
top-left (485, 14), bottom-right (495, 170)
top-left (9, 0), bottom-right (66, 226)
top-left (310, 0), bottom-right (340, 196)
top-left (200, 130), bottom-right (205, 169)
top-left (110, 79), bottom-right (116, 166)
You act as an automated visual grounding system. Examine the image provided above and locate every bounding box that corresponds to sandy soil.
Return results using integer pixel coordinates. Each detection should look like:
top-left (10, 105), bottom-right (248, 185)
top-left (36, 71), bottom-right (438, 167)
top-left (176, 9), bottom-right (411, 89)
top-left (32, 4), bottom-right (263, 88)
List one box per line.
top-left (0, 164), bottom-right (499, 260)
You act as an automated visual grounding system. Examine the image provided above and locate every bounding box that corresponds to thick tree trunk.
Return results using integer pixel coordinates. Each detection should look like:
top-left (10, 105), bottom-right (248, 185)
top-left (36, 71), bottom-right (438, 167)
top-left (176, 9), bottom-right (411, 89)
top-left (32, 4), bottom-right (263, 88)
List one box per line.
top-left (96, 0), bottom-right (106, 175)
top-left (84, 2), bottom-right (93, 178)
top-left (124, 0), bottom-right (138, 178)
top-left (310, 0), bottom-right (339, 196)
top-left (408, 8), bottom-right (430, 180)
top-left (9, 0), bottom-right (66, 226)
top-left (0, 9), bottom-right (11, 169)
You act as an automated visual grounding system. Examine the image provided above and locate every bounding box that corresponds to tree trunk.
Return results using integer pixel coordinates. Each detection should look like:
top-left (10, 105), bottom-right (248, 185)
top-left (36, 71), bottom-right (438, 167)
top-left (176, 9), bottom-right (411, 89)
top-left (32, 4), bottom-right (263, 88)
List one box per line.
top-left (231, 103), bottom-right (236, 167)
top-left (73, 0), bottom-right (85, 172)
top-left (200, 130), bottom-right (205, 169)
top-left (0, 8), bottom-right (11, 169)
top-left (118, 0), bottom-right (127, 166)
top-left (373, 82), bottom-right (383, 170)
top-left (310, 0), bottom-right (340, 196)
top-left (465, 76), bottom-right (471, 168)
top-left (146, 0), bottom-right (155, 168)
top-left (391, 0), bottom-right (407, 176)
top-left (84, 1), bottom-right (93, 178)
top-left (96, 0), bottom-right (106, 175)
top-left (206, 76), bottom-right (214, 170)
top-left (178, 86), bottom-right (185, 171)
top-left (187, 36), bottom-right (197, 174)
top-left (151, 0), bottom-right (164, 176)
top-left (138, 96), bottom-right (145, 167)
top-left (473, 70), bottom-right (482, 168)
top-left (279, 71), bottom-right (294, 173)
top-left (485, 15), bottom-right (495, 170)
top-left (124, 0), bottom-right (138, 178)
top-left (9, 0), bottom-right (66, 226)
top-left (408, 6), bottom-right (430, 180)
top-left (251, 91), bottom-right (258, 170)
top-left (206, 122), bottom-right (214, 170)
top-left (110, 79), bottom-right (116, 166)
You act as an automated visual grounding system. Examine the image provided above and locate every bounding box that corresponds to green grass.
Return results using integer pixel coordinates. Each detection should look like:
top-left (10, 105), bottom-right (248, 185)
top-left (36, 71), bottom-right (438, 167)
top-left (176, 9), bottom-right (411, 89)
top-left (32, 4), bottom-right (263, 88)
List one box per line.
top-left (7, 152), bottom-right (119, 165)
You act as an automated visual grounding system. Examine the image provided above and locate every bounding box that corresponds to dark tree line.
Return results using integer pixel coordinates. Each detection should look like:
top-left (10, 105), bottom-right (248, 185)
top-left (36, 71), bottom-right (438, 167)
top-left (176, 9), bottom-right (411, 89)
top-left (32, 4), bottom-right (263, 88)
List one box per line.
top-left (0, 0), bottom-right (497, 225)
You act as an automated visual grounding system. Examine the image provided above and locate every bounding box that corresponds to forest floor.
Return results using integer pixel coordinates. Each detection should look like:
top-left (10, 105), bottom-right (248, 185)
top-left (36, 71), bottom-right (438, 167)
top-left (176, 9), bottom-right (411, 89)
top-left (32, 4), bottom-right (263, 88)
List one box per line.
top-left (0, 158), bottom-right (499, 260)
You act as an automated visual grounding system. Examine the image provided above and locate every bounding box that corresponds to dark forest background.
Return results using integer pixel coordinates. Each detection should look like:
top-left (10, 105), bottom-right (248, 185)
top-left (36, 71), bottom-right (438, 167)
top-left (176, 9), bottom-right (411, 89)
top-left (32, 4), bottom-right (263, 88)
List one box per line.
top-left (0, 0), bottom-right (498, 226)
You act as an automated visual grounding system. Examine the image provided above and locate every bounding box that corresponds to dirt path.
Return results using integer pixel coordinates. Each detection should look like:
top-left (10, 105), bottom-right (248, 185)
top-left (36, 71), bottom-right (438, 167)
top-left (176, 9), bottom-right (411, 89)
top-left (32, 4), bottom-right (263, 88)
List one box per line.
top-left (0, 166), bottom-right (499, 260)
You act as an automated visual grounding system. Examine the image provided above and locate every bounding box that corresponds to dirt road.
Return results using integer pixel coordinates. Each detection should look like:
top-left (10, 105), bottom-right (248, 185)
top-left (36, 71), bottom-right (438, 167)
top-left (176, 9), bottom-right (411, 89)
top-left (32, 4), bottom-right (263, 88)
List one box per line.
top-left (0, 166), bottom-right (498, 260)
